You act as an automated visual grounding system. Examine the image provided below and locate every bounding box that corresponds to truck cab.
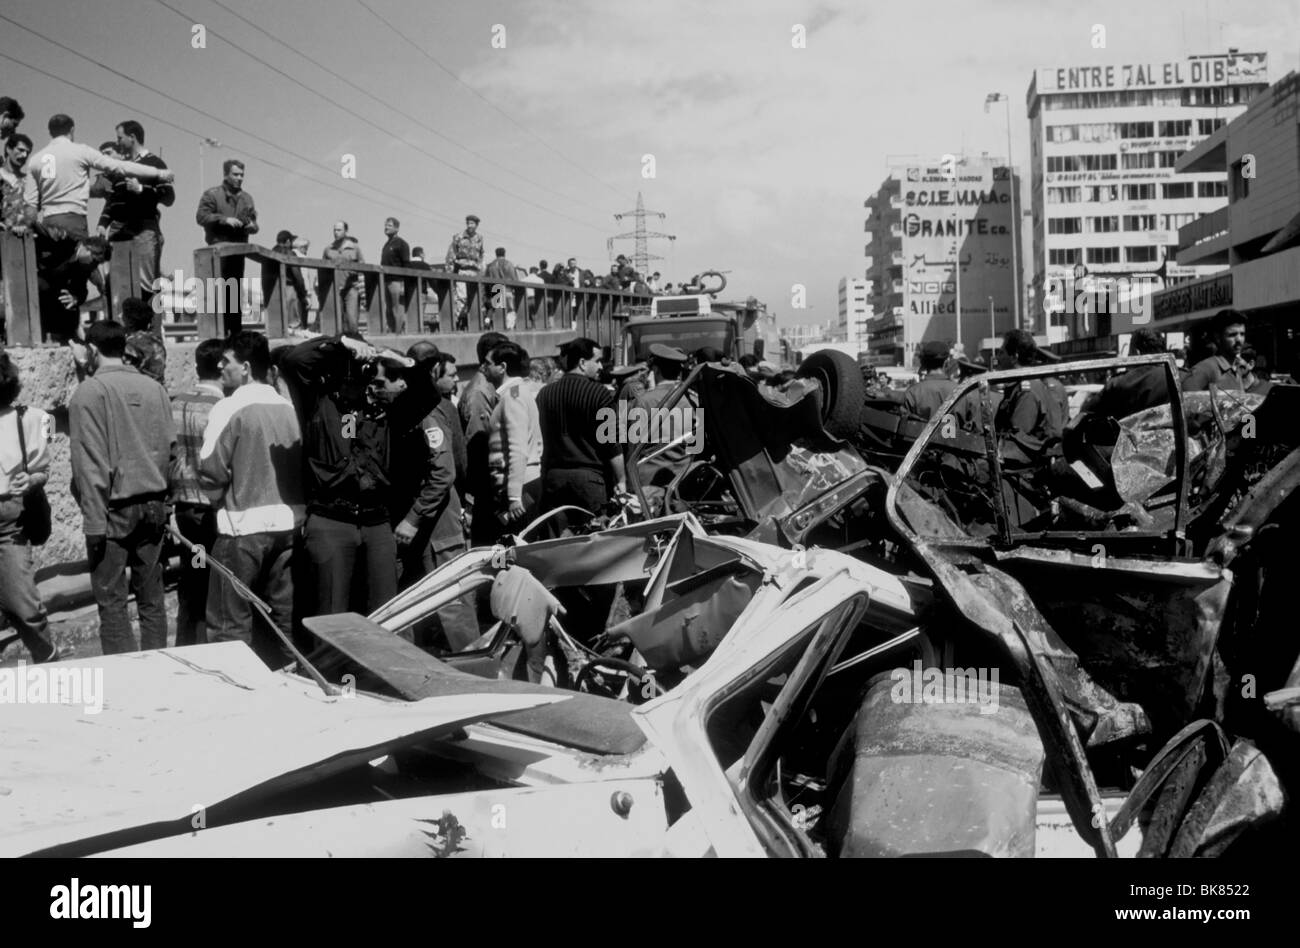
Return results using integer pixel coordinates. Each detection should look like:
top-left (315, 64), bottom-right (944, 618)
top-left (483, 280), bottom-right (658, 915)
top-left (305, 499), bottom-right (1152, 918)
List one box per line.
top-left (622, 274), bottom-right (780, 365)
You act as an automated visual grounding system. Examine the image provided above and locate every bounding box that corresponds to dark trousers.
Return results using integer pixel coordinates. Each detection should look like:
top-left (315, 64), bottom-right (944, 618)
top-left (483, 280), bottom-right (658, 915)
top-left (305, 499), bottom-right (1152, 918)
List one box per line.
top-left (398, 536), bottom-right (478, 652)
top-left (87, 500), bottom-right (168, 655)
top-left (303, 513), bottom-right (397, 616)
top-left (539, 468), bottom-right (614, 642)
top-left (0, 538), bottom-right (56, 661)
top-left (174, 503), bottom-right (218, 646)
top-left (219, 253), bottom-right (245, 337)
top-left (540, 467), bottom-right (609, 531)
top-left (205, 530), bottom-right (295, 668)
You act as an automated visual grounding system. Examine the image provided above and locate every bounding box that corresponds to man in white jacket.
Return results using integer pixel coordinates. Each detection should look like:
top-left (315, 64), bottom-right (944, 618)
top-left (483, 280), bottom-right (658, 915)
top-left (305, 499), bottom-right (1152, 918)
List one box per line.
top-left (483, 341), bottom-right (541, 529)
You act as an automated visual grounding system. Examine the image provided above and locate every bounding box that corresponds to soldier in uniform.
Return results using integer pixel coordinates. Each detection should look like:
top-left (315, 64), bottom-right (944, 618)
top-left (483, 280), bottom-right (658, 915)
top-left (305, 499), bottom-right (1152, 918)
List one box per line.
top-left (632, 344), bottom-right (693, 515)
top-left (1083, 327), bottom-right (1171, 419)
top-left (445, 214), bottom-right (484, 331)
top-left (903, 340), bottom-right (957, 422)
top-left (612, 361), bottom-right (649, 404)
top-left (995, 329), bottom-right (1066, 466)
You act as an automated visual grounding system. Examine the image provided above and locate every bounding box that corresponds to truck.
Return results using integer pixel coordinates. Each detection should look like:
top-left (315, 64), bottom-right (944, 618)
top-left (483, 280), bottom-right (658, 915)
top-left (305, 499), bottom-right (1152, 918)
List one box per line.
top-left (621, 272), bottom-right (785, 366)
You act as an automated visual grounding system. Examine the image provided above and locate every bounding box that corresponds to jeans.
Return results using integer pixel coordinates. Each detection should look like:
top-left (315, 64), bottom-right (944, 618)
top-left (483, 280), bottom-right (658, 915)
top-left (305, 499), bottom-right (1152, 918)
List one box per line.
top-left (341, 282), bottom-right (361, 334)
top-left (303, 513), bottom-right (397, 617)
top-left (42, 212), bottom-right (88, 239)
top-left (174, 503), bottom-right (217, 646)
top-left (0, 538), bottom-right (57, 661)
top-left (384, 278), bottom-right (406, 333)
top-left (205, 531), bottom-right (296, 668)
top-left (109, 224), bottom-right (163, 300)
top-left (87, 500), bottom-right (168, 655)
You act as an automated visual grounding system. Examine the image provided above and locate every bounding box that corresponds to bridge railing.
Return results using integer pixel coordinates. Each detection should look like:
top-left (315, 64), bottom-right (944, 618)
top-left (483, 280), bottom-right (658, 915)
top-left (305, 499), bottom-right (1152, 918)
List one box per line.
top-left (0, 233), bottom-right (644, 354)
top-left (191, 244), bottom-right (639, 353)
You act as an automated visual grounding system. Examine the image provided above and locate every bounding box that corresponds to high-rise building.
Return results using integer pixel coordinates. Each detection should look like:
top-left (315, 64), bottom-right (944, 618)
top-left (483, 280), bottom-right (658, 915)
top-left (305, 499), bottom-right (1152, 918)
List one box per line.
top-left (1026, 52), bottom-right (1269, 344)
top-left (1148, 68), bottom-right (1300, 375)
top-left (837, 277), bottom-right (870, 351)
top-left (864, 154), bottom-right (1020, 367)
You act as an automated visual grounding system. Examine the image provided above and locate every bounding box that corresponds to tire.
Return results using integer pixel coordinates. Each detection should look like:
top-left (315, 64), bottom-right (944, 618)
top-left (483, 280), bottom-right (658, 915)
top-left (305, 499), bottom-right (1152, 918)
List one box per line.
top-left (797, 350), bottom-right (865, 441)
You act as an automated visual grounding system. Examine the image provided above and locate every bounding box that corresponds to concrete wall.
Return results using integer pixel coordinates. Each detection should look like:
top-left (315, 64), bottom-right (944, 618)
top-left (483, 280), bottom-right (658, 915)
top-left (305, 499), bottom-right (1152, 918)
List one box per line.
top-left (10, 332), bottom-right (567, 572)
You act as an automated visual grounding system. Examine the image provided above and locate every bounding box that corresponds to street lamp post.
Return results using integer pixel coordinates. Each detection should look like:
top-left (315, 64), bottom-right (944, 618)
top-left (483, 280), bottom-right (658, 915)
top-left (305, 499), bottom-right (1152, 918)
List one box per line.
top-left (948, 159), bottom-right (962, 353)
top-left (988, 294), bottom-right (995, 361)
top-left (198, 137), bottom-right (224, 188)
top-left (985, 92), bottom-right (1021, 331)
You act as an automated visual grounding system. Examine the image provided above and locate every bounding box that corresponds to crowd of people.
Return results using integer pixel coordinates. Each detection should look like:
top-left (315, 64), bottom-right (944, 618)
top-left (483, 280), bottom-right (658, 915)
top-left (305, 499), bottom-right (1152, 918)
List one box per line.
top-left (0, 97), bottom-right (695, 349)
top-left (0, 311), bottom-right (651, 673)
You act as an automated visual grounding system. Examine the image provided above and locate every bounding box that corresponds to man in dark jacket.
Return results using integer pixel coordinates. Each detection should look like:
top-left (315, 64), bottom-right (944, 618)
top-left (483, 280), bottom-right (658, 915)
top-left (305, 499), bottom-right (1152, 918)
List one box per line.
top-left (34, 226), bottom-right (110, 343)
top-left (195, 159), bottom-right (258, 336)
top-left (278, 333), bottom-right (437, 617)
top-left (69, 320), bottom-right (175, 654)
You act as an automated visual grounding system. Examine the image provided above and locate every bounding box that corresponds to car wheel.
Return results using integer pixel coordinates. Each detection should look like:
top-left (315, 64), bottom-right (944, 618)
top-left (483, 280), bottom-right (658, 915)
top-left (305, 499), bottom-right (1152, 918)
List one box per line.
top-left (797, 350), bottom-right (865, 441)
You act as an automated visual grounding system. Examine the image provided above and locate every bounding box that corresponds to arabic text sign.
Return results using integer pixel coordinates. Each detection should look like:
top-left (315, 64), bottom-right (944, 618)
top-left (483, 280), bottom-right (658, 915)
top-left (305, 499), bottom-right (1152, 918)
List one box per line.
top-left (1034, 53), bottom-right (1267, 94)
top-left (900, 164), bottom-right (1016, 342)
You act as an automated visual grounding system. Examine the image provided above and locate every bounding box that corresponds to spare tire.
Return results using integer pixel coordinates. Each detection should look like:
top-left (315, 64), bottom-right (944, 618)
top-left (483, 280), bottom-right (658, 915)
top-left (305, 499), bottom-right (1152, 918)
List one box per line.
top-left (797, 350), bottom-right (865, 441)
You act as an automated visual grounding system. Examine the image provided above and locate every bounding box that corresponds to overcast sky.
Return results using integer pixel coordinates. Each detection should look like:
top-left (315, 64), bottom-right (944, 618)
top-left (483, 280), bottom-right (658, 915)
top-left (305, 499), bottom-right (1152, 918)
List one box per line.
top-left (2, 0), bottom-right (1296, 327)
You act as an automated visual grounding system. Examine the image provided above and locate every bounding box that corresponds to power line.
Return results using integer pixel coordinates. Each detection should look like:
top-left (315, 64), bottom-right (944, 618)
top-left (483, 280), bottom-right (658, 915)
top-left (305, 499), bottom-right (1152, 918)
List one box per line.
top-left (353, 0), bottom-right (628, 203)
top-left (0, 17), bottom-right (561, 255)
top-left (146, 0), bottom-right (611, 233)
top-left (0, 48), bottom-right (555, 257)
top-left (203, 0), bottom-right (614, 218)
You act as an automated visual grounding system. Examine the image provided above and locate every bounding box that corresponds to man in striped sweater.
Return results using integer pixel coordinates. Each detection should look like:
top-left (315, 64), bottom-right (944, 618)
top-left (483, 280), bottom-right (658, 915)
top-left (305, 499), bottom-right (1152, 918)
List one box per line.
top-left (199, 331), bottom-right (305, 667)
top-left (168, 338), bottom-right (225, 646)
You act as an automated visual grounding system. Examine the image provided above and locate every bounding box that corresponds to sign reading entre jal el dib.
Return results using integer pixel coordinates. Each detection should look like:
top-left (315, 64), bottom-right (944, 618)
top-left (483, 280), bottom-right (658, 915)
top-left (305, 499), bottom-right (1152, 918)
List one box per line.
top-left (1035, 52), bottom-right (1266, 93)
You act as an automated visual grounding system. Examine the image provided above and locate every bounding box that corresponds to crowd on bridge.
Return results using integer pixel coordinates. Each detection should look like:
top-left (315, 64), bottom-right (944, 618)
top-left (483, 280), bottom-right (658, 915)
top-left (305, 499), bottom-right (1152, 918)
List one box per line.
top-left (0, 98), bottom-right (698, 347)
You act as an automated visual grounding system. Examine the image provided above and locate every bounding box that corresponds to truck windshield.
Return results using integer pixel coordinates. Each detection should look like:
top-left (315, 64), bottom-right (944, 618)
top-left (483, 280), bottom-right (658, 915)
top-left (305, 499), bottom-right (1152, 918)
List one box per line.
top-left (626, 318), bottom-right (735, 361)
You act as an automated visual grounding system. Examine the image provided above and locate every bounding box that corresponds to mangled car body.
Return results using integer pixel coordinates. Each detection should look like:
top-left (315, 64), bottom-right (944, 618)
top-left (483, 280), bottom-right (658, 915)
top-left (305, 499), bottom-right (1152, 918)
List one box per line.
top-left (9, 353), bottom-right (1298, 858)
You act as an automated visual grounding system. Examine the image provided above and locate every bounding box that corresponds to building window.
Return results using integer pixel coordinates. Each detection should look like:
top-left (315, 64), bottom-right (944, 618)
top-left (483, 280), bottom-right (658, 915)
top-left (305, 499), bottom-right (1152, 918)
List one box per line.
top-left (1087, 216), bottom-right (1119, 233)
top-left (1080, 154), bottom-right (1117, 171)
top-left (1085, 185), bottom-right (1119, 203)
top-left (1157, 150), bottom-right (1184, 168)
top-left (1046, 155), bottom-right (1076, 173)
top-left (1047, 186), bottom-right (1083, 204)
top-left (1049, 122), bottom-right (1116, 143)
top-left (1048, 217), bottom-right (1082, 234)
top-left (1048, 248), bottom-right (1080, 266)
top-left (1126, 246), bottom-right (1158, 263)
top-left (1123, 183), bottom-right (1156, 201)
top-left (1158, 120), bottom-right (1192, 137)
top-left (1197, 117), bottom-right (1226, 136)
top-left (1197, 180), bottom-right (1228, 198)
top-left (1161, 182), bottom-right (1195, 200)
top-left (1086, 247), bottom-right (1120, 264)
top-left (1119, 121), bottom-right (1155, 138)
top-left (1160, 213), bottom-right (1195, 231)
top-left (1122, 152), bottom-right (1156, 169)
top-left (1123, 214), bottom-right (1157, 231)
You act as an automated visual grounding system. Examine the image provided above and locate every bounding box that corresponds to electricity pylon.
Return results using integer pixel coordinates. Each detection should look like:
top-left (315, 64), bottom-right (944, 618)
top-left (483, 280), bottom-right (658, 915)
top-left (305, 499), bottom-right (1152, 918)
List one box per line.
top-left (608, 192), bottom-right (675, 276)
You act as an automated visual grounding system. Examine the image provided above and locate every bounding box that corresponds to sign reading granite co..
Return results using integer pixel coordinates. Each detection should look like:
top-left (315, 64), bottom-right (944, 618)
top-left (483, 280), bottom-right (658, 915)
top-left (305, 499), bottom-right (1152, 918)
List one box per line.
top-left (899, 163), bottom-right (1016, 349)
top-left (1034, 52), bottom-right (1267, 93)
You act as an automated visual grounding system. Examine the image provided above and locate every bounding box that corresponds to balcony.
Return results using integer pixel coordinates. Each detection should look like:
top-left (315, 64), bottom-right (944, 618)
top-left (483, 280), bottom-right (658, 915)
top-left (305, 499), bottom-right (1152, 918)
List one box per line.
top-left (1177, 205), bottom-right (1231, 266)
